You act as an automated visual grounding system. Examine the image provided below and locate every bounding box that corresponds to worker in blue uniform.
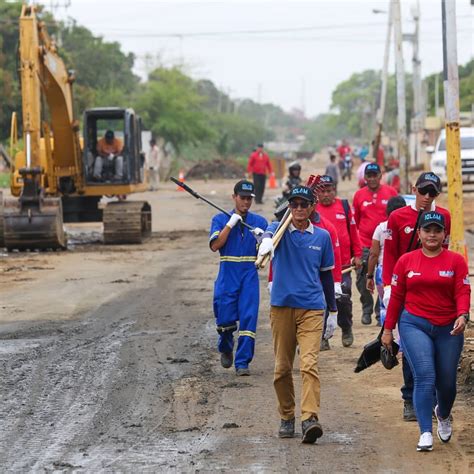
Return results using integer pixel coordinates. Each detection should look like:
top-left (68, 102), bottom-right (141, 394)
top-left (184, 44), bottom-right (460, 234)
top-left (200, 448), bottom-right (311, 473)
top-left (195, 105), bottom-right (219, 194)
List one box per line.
top-left (209, 180), bottom-right (268, 376)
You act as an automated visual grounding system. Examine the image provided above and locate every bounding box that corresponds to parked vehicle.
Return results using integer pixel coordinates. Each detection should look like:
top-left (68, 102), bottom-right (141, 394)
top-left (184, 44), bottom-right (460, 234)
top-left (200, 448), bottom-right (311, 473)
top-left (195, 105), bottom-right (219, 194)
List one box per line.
top-left (428, 127), bottom-right (474, 185)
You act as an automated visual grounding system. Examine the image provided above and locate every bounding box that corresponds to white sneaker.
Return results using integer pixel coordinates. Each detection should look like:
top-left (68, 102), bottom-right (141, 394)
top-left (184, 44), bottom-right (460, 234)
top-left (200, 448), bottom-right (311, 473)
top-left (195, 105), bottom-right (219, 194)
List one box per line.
top-left (417, 432), bottom-right (433, 452)
top-left (435, 405), bottom-right (452, 443)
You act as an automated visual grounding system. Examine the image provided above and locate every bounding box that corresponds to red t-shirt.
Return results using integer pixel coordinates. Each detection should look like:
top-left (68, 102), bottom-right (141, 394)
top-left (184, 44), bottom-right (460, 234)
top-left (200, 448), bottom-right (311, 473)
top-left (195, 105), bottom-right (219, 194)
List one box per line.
top-left (316, 199), bottom-right (362, 266)
top-left (382, 204), bottom-right (451, 286)
top-left (247, 150), bottom-right (273, 175)
top-left (268, 215), bottom-right (342, 283)
top-left (353, 184), bottom-right (398, 248)
top-left (313, 214), bottom-right (342, 283)
top-left (385, 249), bottom-right (470, 330)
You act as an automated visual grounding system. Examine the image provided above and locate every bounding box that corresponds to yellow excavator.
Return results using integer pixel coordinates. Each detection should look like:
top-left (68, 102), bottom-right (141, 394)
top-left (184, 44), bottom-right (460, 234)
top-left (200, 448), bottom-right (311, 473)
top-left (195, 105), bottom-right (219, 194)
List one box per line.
top-left (0, 4), bottom-right (151, 251)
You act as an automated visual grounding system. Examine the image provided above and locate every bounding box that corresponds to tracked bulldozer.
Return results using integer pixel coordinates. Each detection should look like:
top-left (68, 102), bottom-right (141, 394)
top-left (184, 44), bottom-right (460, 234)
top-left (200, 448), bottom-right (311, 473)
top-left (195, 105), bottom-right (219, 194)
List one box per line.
top-left (0, 5), bottom-right (151, 251)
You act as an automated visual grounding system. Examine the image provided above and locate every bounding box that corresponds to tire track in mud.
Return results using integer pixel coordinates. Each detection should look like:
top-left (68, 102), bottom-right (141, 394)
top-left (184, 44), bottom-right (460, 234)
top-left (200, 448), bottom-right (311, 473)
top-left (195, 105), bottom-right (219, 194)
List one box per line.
top-left (0, 237), bottom-right (219, 471)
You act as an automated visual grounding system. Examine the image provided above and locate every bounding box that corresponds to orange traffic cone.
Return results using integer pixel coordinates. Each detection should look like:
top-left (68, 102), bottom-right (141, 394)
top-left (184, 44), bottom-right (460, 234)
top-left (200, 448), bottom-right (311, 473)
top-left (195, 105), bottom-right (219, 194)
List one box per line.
top-left (269, 172), bottom-right (277, 189)
top-left (176, 169), bottom-right (185, 191)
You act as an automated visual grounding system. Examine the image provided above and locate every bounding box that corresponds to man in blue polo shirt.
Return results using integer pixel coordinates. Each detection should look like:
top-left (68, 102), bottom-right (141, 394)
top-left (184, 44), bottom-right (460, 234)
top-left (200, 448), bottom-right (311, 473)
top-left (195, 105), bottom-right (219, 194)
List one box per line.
top-left (209, 180), bottom-right (267, 376)
top-left (258, 186), bottom-right (337, 443)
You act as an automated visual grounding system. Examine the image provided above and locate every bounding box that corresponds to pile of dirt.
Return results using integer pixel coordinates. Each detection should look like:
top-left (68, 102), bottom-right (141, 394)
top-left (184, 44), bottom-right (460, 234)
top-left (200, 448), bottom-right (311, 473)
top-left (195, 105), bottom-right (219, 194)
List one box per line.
top-left (185, 159), bottom-right (246, 180)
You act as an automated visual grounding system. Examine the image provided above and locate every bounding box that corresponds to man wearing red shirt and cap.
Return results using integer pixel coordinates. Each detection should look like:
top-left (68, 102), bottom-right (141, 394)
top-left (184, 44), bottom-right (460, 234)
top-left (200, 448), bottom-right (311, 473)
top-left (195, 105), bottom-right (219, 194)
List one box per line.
top-left (353, 163), bottom-right (397, 325)
top-left (247, 144), bottom-right (273, 204)
top-left (382, 171), bottom-right (451, 422)
top-left (316, 175), bottom-right (363, 347)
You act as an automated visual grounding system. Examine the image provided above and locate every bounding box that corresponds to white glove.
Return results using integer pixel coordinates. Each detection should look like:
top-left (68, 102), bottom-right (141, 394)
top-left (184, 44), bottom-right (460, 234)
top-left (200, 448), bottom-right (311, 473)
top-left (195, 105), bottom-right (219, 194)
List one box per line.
top-left (383, 286), bottom-right (391, 308)
top-left (334, 282), bottom-right (343, 300)
top-left (267, 281), bottom-right (273, 295)
top-left (324, 311), bottom-right (338, 340)
top-left (258, 237), bottom-right (274, 258)
top-left (108, 153), bottom-right (115, 160)
top-left (226, 213), bottom-right (242, 229)
top-left (251, 227), bottom-right (264, 237)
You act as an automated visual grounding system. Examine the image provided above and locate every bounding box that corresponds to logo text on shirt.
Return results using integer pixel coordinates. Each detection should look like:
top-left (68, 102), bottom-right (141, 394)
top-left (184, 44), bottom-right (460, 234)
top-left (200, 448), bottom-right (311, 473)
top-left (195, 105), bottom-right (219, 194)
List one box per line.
top-left (407, 271), bottom-right (421, 278)
top-left (439, 270), bottom-right (454, 277)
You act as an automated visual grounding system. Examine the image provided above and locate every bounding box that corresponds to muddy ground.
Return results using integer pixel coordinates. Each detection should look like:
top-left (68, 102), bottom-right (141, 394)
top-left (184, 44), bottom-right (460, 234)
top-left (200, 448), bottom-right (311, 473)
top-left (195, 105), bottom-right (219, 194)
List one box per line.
top-left (0, 158), bottom-right (473, 472)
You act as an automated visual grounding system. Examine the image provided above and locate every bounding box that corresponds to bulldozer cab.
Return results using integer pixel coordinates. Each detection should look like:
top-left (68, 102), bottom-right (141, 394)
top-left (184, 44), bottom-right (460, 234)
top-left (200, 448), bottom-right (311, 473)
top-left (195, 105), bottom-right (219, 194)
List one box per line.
top-left (83, 108), bottom-right (146, 185)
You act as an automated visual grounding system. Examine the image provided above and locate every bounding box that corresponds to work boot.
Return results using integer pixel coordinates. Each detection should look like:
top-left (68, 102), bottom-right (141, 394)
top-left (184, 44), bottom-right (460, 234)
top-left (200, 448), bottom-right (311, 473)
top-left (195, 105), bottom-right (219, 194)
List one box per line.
top-left (278, 418), bottom-right (295, 438)
top-left (361, 313), bottom-right (372, 325)
top-left (235, 367), bottom-right (250, 376)
top-left (320, 338), bottom-right (330, 351)
top-left (301, 416), bottom-right (323, 444)
top-left (403, 400), bottom-right (417, 422)
top-left (220, 352), bottom-right (233, 369)
top-left (341, 327), bottom-right (354, 347)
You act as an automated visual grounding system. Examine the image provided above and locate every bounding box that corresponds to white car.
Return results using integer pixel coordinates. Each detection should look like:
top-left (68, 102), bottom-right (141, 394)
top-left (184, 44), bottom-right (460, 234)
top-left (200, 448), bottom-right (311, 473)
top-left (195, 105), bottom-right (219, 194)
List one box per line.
top-left (428, 127), bottom-right (474, 184)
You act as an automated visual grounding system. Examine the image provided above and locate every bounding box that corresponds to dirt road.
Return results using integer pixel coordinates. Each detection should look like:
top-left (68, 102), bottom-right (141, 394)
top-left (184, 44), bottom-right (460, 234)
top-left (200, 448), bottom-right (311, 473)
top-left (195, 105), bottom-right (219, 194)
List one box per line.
top-left (0, 169), bottom-right (473, 472)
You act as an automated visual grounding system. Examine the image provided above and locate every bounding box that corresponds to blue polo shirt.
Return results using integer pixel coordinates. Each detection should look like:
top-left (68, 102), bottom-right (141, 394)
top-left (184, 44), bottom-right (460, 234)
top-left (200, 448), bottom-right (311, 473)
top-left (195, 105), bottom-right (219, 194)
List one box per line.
top-left (267, 220), bottom-right (334, 310)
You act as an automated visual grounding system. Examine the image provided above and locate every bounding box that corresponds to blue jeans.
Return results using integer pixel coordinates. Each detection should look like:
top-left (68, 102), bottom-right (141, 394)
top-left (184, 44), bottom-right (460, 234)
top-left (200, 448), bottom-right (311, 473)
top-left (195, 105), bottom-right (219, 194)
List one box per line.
top-left (399, 310), bottom-right (464, 434)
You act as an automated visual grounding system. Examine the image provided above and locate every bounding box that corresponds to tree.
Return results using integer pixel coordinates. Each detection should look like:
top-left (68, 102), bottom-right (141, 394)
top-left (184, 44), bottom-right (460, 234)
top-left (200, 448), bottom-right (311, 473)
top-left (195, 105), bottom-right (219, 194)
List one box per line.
top-left (135, 67), bottom-right (214, 152)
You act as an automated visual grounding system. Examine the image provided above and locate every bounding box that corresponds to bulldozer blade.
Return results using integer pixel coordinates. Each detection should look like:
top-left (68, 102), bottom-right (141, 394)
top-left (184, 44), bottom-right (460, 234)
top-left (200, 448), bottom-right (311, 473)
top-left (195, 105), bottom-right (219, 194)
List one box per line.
top-left (3, 197), bottom-right (66, 251)
top-left (103, 200), bottom-right (151, 245)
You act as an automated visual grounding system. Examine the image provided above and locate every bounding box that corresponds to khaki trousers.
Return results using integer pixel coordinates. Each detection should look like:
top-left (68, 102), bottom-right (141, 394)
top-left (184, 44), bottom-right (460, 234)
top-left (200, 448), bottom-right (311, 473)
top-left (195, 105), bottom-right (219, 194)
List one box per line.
top-left (270, 306), bottom-right (324, 421)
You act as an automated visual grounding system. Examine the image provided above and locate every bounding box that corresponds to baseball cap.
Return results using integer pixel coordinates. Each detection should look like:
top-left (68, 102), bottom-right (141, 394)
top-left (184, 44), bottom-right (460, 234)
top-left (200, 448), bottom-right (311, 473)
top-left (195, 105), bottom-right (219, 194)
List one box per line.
top-left (234, 180), bottom-right (255, 197)
top-left (419, 211), bottom-right (445, 229)
top-left (288, 186), bottom-right (315, 203)
top-left (320, 175), bottom-right (335, 186)
top-left (415, 172), bottom-right (441, 193)
top-left (364, 163), bottom-right (381, 175)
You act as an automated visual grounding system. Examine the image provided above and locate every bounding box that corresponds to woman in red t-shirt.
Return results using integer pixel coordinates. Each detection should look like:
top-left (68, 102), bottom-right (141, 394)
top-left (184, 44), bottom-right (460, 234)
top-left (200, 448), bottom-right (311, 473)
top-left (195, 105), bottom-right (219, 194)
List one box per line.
top-left (382, 211), bottom-right (470, 453)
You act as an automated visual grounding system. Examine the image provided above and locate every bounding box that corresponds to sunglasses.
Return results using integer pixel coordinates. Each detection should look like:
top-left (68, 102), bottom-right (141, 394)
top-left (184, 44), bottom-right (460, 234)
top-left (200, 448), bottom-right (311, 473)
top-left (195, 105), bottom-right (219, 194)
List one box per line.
top-left (289, 200), bottom-right (311, 209)
top-left (417, 188), bottom-right (439, 198)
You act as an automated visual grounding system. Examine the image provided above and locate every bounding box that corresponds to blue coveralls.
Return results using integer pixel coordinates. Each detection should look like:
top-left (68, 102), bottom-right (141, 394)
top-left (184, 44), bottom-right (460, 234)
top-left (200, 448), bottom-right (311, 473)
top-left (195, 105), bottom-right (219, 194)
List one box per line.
top-left (209, 211), bottom-right (267, 369)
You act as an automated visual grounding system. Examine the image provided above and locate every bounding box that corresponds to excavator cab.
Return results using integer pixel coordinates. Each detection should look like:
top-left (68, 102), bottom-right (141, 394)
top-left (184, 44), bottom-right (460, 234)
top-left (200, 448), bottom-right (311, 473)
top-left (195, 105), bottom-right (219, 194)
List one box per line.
top-left (83, 108), bottom-right (146, 186)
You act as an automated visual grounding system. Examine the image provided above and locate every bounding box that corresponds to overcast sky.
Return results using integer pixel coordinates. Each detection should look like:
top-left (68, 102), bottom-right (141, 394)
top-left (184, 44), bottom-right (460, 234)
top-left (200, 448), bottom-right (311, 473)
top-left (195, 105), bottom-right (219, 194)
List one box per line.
top-left (53, 0), bottom-right (473, 118)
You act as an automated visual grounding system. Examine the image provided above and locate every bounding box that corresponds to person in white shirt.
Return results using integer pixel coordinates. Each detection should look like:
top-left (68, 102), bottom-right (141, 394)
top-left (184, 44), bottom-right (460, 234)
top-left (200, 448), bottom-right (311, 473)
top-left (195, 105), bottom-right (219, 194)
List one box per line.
top-left (147, 138), bottom-right (163, 191)
top-left (366, 196), bottom-right (406, 325)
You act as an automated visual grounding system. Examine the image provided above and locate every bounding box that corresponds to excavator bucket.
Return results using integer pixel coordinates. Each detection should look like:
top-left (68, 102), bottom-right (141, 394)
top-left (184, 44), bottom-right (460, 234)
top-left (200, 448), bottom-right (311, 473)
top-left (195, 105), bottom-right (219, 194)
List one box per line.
top-left (103, 201), bottom-right (151, 244)
top-left (3, 197), bottom-right (66, 251)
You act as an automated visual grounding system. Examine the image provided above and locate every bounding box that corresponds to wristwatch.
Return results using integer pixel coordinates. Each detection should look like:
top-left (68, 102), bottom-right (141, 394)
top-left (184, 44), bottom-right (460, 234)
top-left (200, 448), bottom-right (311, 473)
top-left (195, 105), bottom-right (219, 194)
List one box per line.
top-left (460, 313), bottom-right (470, 322)
top-left (366, 274), bottom-right (374, 279)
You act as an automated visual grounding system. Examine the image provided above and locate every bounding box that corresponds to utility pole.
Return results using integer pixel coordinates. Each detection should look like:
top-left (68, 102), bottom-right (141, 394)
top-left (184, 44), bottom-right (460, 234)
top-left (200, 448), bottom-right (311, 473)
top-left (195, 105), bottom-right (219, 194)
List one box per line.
top-left (393, 0), bottom-right (409, 193)
top-left (442, 0), bottom-right (466, 259)
top-left (403, 1), bottom-right (423, 167)
top-left (373, 0), bottom-right (393, 164)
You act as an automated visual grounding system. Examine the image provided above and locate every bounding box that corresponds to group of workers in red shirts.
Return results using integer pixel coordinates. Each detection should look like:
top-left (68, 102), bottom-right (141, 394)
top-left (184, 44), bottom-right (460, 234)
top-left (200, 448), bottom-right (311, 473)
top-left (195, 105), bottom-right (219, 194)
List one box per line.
top-left (307, 162), bottom-right (470, 453)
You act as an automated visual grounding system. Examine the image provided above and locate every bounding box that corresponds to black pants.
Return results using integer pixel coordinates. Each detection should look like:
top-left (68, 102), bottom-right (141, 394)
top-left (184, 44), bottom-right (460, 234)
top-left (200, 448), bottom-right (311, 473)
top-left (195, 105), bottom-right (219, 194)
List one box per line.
top-left (323, 272), bottom-right (353, 336)
top-left (355, 247), bottom-right (380, 318)
top-left (252, 173), bottom-right (266, 204)
top-left (337, 272), bottom-right (353, 330)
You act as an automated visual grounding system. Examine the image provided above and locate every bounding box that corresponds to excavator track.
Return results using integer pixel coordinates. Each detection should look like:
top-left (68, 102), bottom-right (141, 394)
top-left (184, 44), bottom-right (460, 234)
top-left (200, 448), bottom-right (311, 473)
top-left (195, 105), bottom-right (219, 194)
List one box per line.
top-left (3, 196), bottom-right (66, 251)
top-left (103, 200), bottom-right (151, 244)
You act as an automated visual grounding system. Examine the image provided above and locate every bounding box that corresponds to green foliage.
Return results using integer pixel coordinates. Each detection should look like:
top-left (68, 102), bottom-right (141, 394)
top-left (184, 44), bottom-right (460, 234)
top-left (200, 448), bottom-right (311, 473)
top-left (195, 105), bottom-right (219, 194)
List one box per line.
top-left (303, 113), bottom-right (350, 151)
top-left (135, 67), bottom-right (215, 152)
top-left (0, 172), bottom-right (10, 188)
top-left (425, 59), bottom-right (473, 115)
top-left (209, 114), bottom-right (271, 157)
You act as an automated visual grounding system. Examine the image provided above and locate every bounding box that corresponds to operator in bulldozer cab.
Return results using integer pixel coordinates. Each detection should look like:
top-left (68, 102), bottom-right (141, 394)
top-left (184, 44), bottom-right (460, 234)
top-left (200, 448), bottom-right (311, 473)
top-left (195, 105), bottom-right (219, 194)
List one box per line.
top-left (93, 130), bottom-right (124, 181)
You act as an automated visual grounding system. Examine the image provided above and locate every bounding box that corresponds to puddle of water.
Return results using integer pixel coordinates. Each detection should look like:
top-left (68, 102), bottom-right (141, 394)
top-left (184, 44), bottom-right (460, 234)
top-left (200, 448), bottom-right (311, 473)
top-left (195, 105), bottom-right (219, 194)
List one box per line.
top-left (327, 432), bottom-right (354, 445)
top-left (0, 338), bottom-right (51, 354)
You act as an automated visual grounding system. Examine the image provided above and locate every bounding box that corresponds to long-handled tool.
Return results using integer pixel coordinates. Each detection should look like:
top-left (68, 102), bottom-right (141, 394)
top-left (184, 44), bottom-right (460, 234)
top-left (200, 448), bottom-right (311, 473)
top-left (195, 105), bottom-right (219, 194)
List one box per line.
top-left (255, 174), bottom-right (324, 269)
top-left (170, 177), bottom-right (256, 231)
